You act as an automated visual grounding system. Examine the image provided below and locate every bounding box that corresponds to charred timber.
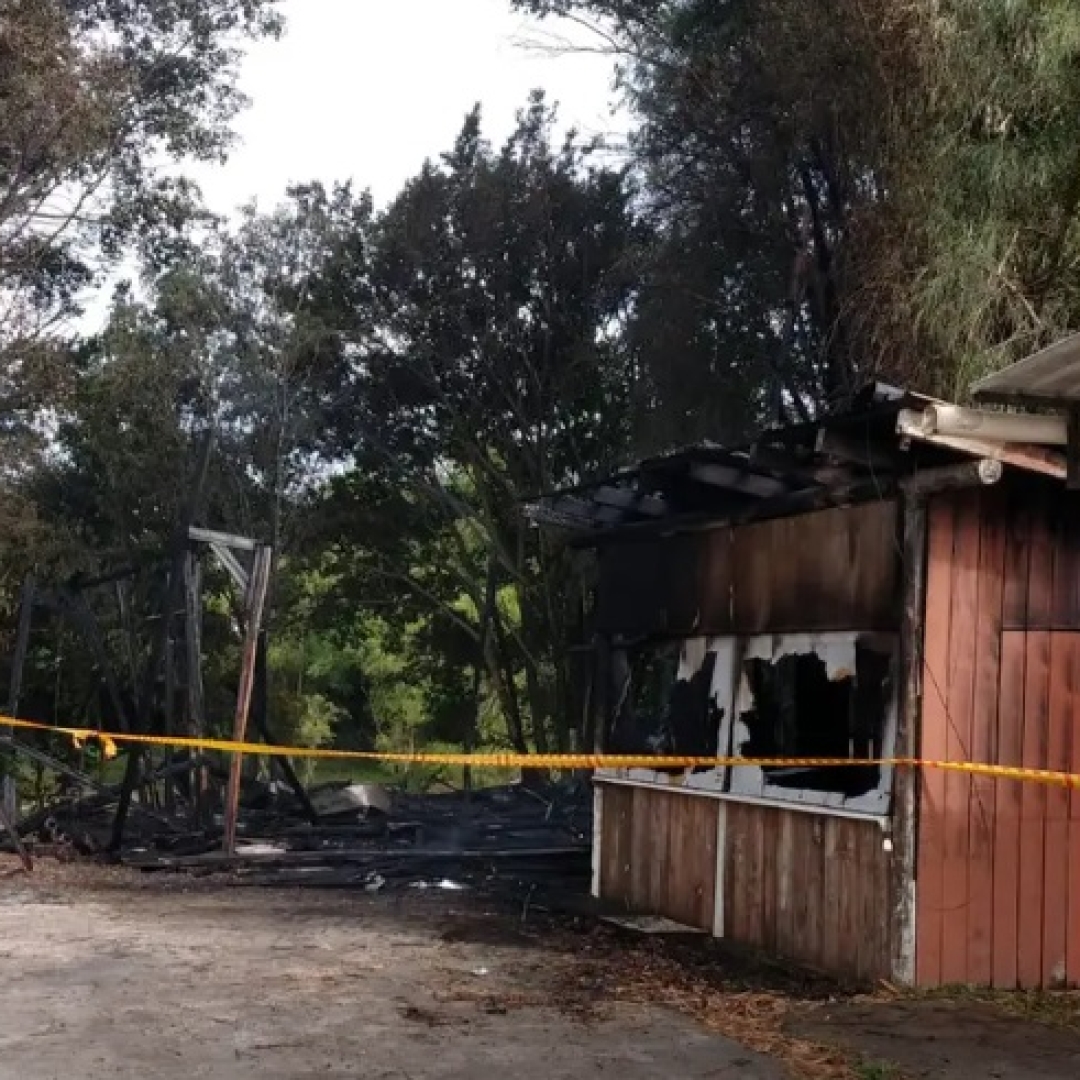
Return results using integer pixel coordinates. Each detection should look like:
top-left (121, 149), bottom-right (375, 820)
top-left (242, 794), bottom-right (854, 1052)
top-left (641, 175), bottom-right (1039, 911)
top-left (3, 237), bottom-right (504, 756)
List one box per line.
top-left (899, 459), bottom-right (1003, 496)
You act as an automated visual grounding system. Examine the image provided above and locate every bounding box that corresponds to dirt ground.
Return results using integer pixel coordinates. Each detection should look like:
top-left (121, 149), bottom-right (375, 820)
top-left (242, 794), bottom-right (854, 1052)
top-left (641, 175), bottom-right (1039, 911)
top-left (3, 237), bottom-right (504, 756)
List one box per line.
top-left (1, 858), bottom-right (1079, 1080)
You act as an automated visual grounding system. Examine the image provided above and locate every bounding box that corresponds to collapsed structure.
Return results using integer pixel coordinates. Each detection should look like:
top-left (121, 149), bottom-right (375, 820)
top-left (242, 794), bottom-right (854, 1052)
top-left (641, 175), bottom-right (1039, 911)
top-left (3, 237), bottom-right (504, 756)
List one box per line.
top-left (532, 368), bottom-right (1080, 990)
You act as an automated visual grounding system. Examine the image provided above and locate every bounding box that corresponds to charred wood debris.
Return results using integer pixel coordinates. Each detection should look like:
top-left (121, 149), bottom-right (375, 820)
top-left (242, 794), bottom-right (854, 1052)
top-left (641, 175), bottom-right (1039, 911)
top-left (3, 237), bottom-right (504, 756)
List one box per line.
top-left (0, 440), bottom-right (590, 898)
top-left (0, 768), bottom-right (592, 898)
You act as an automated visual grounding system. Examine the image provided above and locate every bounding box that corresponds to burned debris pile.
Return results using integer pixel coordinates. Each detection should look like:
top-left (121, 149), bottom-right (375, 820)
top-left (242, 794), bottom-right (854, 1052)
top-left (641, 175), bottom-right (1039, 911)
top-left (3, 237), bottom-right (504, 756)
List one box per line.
top-left (1, 773), bottom-right (593, 895)
top-left (0, 455), bottom-right (592, 898)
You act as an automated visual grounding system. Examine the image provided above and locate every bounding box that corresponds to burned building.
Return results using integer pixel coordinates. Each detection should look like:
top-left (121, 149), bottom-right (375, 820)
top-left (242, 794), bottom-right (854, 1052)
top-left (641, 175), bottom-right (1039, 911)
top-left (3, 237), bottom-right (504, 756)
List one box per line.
top-left (532, 380), bottom-right (1080, 989)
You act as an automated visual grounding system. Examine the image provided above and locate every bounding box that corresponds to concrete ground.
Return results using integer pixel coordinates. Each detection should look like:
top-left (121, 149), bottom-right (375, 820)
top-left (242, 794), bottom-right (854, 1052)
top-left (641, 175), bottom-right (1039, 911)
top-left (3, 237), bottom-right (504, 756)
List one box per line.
top-left (0, 860), bottom-right (784, 1080)
top-left (2, 858), bottom-right (1080, 1080)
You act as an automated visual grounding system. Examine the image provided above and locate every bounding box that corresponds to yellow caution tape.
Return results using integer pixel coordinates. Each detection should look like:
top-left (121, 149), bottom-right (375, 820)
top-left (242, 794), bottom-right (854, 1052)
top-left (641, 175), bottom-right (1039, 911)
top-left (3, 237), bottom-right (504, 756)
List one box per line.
top-left (2, 713), bottom-right (1079, 787)
top-left (70, 731), bottom-right (118, 760)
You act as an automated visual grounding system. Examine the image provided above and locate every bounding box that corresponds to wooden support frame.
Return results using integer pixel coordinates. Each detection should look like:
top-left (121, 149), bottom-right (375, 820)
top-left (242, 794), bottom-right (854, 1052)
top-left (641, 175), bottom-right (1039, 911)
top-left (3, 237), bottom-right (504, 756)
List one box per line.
top-left (189, 526), bottom-right (259, 552)
top-left (111, 430), bottom-right (215, 851)
top-left (208, 541), bottom-right (249, 593)
top-left (222, 545), bottom-right (273, 854)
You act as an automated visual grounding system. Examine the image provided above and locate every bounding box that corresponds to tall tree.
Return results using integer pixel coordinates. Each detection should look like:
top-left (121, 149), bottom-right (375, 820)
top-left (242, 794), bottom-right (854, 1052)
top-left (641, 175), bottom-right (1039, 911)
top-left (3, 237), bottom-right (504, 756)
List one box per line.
top-left (521, 0), bottom-right (1080, 412)
top-left (0, 0), bottom-right (282, 501)
top-left (308, 98), bottom-right (638, 752)
top-left (852, 1), bottom-right (1080, 394)
top-left (517, 0), bottom-right (908, 444)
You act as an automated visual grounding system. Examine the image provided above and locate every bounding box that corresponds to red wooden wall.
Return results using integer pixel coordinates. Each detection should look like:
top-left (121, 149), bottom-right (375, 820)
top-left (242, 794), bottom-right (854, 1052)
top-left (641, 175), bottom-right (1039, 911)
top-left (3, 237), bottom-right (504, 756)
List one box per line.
top-left (917, 483), bottom-right (1080, 988)
top-left (721, 801), bottom-right (891, 982)
top-left (597, 784), bottom-right (892, 981)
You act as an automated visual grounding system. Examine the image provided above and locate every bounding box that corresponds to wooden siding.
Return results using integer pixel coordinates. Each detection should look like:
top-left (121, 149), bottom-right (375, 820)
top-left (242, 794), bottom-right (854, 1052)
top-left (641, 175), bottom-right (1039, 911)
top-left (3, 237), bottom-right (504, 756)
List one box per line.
top-left (594, 500), bottom-right (900, 636)
top-left (597, 784), bottom-right (892, 982)
top-left (722, 802), bottom-right (891, 982)
top-left (917, 483), bottom-right (1080, 988)
top-left (598, 784), bottom-right (718, 930)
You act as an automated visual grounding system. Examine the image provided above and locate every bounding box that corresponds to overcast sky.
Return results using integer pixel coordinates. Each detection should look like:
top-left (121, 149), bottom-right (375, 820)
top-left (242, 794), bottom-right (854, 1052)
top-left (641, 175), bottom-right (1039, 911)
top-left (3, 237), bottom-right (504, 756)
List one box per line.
top-left (188, 0), bottom-right (627, 216)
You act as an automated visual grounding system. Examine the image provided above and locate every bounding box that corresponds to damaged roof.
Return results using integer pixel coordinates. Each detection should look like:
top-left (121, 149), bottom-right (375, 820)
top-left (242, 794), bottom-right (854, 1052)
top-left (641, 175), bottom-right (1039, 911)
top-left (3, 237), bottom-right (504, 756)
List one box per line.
top-left (528, 382), bottom-right (1068, 538)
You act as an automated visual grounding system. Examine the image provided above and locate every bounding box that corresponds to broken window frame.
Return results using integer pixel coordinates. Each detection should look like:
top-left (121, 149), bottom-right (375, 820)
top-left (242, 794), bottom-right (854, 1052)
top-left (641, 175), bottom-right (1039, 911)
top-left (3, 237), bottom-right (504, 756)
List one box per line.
top-left (605, 636), bottom-right (730, 762)
top-left (597, 631), bottom-right (898, 820)
top-left (724, 632), bottom-right (897, 816)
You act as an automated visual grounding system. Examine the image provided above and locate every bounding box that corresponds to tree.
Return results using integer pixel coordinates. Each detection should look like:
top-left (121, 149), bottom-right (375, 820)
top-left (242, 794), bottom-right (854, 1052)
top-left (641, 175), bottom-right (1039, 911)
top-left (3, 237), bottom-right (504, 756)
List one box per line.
top-left (851, 1), bottom-right (1080, 395)
top-left (517, 0), bottom-right (910, 442)
top-left (0, 0), bottom-right (282, 501)
top-left (305, 98), bottom-right (638, 753)
top-left (520, 0), bottom-right (1080, 412)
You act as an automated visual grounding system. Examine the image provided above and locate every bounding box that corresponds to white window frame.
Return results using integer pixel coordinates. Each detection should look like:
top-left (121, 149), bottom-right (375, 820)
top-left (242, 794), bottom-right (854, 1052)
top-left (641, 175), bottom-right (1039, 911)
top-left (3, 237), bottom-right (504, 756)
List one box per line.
top-left (597, 631), bottom-right (897, 820)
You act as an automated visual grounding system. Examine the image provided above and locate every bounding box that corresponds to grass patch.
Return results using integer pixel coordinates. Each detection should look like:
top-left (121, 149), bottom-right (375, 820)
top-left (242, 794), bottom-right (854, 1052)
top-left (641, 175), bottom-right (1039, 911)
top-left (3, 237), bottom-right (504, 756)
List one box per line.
top-left (854, 1061), bottom-right (902, 1080)
top-left (891, 983), bottom-right (1080, 1031)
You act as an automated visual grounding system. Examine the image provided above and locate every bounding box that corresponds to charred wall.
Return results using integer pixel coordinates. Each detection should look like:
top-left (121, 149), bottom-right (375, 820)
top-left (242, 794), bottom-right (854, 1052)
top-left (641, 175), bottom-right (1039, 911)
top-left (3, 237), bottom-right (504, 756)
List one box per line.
top-left (594, 500), bottom-right (901, 637)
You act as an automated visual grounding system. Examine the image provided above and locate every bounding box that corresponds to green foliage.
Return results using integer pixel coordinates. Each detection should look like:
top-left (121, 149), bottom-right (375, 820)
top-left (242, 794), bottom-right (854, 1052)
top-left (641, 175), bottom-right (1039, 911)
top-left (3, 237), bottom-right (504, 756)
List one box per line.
top-left (0, 0), bottom-right (283, 369)
top-left (518, 0), bottom-right (1080, 408)
top-left (18, 0), bottom-right (1080, 782)
top-left (863, 0), bottom-right (1080, 393)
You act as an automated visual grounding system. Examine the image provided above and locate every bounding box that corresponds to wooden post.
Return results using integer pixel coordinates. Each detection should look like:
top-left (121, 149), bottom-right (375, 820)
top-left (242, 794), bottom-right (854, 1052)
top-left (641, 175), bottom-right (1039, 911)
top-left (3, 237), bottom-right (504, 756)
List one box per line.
top-left (183, 552), bottom-right (209, 824)
top-left (110, 430), bottom-right (214, 852)
top-left (222, 545), bottom-right (272, 854)
top-left (1068, 407), bottom-right (1080, 490)
top-left (891, 493), bottom-right (929, 985)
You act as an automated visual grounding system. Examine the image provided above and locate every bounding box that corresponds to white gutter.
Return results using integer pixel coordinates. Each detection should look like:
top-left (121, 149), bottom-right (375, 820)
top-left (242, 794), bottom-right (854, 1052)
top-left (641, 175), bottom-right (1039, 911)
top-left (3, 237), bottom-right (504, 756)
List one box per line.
top-left (907, 403), bottom-right (1066, 446)
top-left (897, 408), bottom-right (1067, 480)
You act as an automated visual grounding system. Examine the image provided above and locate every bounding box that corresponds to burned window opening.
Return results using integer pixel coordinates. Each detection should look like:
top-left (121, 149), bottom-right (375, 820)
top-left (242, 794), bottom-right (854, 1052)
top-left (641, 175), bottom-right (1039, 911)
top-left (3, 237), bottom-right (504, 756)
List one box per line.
top-left (736, 641), bottom-right (891, 798)
top-left (608, 642), bottom-right (723, 762)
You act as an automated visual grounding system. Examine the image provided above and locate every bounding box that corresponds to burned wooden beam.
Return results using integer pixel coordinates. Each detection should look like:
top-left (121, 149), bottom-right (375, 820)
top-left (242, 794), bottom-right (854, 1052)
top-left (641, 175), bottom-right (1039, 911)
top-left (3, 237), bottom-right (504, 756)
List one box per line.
top-left (128, 844), bottom-right (590, 872)
top-left (814, 427), bottom-right (899, 471)
top-left (0, 736), bottom-right (180, 833)
top-left (900, 459), bottom-right (1003, 496)
top-left (571, 476), bottom-right (899, 545)
top-left (687, 462), bottom-right (789, 498)
top-left (890, 489), bottom-right (927, 985)
top-left (1068, 407), bottom-right (1080, 491)
top-left (591, 486), bottom-right (667, 517)
top-left (189, 526), bottom-right (259, 552)
top-left (222, 544), bottom-right (273, 854)
top-left (0, 794), bottom-right (31, 871)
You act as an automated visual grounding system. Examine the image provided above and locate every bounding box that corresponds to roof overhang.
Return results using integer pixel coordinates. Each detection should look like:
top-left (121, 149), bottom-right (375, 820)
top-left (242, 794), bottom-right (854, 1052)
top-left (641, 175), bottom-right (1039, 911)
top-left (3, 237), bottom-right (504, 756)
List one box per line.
top-left (971, 333), bottom-right (1080, 409)
top-left (528, 383), bottom-right (1071, 542)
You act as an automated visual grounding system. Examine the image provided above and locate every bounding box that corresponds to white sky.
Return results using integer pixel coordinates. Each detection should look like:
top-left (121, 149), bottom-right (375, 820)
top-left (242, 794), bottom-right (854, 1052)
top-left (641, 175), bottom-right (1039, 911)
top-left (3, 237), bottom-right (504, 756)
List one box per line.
top-left (188, 0), bottom-right (627, 216)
